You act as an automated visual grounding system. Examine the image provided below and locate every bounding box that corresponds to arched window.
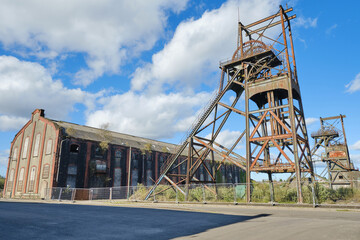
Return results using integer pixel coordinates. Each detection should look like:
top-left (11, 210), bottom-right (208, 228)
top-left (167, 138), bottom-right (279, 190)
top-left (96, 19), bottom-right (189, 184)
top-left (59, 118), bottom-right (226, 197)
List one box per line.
top-left (33, 133), bottom-right (41, 157)
top-left (42, 164), bottom-right (50, 179)
top-left (17, 168), bottom-right (25, 192)
top-left (95, 146), bottom-right (103, 157)
top-left (12, 148), bottom-right (18, 161)
top-left (45, 139), bottom-right (53, 155)
top-left (22, 137), bottom-right (29, 159)
top-left (28, 166), bottom-right (36, 192)
top-left (7, 169), bottom-right (15, 192)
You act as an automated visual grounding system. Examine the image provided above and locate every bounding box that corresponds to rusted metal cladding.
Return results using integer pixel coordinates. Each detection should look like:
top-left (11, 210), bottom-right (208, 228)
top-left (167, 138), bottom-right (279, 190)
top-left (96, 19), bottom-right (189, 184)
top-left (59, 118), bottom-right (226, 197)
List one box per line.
top-left (248, 76), bottom-right (301, 106)
top-left (328, 151), bottom-right (346, 158)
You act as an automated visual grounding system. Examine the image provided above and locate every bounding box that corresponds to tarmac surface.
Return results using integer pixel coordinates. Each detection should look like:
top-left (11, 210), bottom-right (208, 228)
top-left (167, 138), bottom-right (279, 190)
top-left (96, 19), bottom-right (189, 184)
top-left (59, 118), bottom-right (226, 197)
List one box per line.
top-left (0, 200), bottom-right (359, 240)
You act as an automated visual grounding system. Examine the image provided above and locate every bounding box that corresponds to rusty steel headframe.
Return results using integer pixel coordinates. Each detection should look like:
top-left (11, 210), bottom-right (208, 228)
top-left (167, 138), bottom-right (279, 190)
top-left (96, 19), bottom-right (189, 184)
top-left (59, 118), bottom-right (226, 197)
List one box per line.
top-left (145, 5), bottom-right (316, 204)
top-left (311, 115), bottom-right (358, 187)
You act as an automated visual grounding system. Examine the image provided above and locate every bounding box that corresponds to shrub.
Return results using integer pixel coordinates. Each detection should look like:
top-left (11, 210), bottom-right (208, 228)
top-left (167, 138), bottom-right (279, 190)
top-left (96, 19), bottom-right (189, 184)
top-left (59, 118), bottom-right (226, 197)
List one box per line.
top-left (252, 182), bottom-right (270, 202)
top-left (0, 176), bottom-right (5, 190)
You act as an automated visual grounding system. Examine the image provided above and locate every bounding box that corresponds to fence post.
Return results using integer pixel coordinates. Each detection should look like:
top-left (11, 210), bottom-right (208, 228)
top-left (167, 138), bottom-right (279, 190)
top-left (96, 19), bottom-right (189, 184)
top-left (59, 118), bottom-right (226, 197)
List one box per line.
top-left (269, 181), bottom-right (274, 204)
top-left (58, 188), bottom-right (62, 201)
top-left (233, 184), bottom-right (237, 204)
top-left (90, 189), bottom-right (93, 201)
top-left (127, 186), bottom-right (130, 200)
top-left (311, 181), bottom-right (317, 208)
top-left (109, 187), bottom-right (112, 201)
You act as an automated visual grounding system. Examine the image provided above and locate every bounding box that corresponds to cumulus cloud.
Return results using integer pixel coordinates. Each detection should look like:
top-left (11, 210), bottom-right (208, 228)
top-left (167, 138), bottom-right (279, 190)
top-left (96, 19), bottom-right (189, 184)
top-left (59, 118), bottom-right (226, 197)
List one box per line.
top-left (295, 17), bottom-right (318, 28)
top-left (85, 0), bottom-right (282, 140)
top-left (350, 154), bottom-right (360, 168)
top-left (0, 115), bottom-right (28, 132)
top-left (305, 117), bottom-right (318, 126)
top-left (350, 140), bottom-right (360, 151)
top-left (86, 91), bottom-right (212, 139)
top-left (0, 0), bottom-right (188, 86)
top-left (0, 149), bottom-right (10, 176)
top-left (0, 55), bottom-right (100, 130)
top-left (131, 0), bottom-right (280, 93)
top-left (346, 73), bottom-right (360, 93)
top-left (206, 129), bottom-right (244, 150)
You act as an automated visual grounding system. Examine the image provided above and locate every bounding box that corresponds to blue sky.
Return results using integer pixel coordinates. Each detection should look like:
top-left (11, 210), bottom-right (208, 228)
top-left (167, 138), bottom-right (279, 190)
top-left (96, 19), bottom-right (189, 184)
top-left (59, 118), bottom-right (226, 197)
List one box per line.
top-left (0, 0), bottom-right (359, 178)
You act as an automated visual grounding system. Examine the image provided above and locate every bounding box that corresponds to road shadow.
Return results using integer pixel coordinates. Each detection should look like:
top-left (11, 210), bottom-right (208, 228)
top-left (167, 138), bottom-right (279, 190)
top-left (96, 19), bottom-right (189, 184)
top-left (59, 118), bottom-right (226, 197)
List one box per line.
top-left (0, 202), bottom-right (270, 240)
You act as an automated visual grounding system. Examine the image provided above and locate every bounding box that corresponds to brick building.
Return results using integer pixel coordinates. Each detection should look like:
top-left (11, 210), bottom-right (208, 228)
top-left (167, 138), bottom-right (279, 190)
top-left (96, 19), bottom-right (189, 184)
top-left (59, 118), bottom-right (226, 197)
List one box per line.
top-left (3, 109), bottom-right (244, 198)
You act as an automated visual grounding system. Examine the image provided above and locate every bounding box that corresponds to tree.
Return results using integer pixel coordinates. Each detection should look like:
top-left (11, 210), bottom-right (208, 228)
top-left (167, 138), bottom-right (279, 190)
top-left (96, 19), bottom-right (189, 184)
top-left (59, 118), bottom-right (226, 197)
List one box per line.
top-left (0, 175), bottom-right (5, 190)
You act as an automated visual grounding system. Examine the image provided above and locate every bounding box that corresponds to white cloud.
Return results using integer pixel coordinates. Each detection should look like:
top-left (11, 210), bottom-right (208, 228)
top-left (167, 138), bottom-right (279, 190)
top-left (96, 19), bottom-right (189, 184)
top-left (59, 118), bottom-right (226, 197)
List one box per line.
top-left (0, 149), bottom-right (10, 177)
top-left (346, 73), bottom-right (360, 93)
top-left (131, 0), bottom-right (280, 93)
top-left (326, 24), bottom-right (337, 35)
top-left (295, 17), bottom-right (318, 28)
top-left (350, 140), bottom-right (360, 151)
top-left (86, 0), bottom-right (282, 140)
top-left (350, 154), bottom-right (360, 168)
top-left (0, 115), bottom-right (28, 131)
top-left (0, 0), bottom-right (188, 86)
top-left (206, 129), bottom-right (243, 150)
top-left (305, 117), bottom-right (318, 126)
top-left (0, 55), bottom-right (99, 130)
top-left (86, 91), bottom-right (212, 139)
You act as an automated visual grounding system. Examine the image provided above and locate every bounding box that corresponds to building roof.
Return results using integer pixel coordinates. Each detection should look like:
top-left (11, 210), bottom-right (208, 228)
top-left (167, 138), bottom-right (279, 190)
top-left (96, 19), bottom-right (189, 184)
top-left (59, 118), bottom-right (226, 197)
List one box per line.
top-left (50, 119), bottom-right (178, 154)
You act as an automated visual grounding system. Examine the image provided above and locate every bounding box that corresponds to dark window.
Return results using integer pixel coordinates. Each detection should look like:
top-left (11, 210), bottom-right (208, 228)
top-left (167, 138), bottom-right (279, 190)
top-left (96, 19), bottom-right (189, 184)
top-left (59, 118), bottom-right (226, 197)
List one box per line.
top-left (70, 144), bottom-right (79, 153)
top-left (114, 168), bottom-right (121, 187)
top-left (115, 150), bottom-right (122, 168)
top-left (95, 160), bottom-right (107, 173)
top-left (66, 164), bottom-right (77, 188)
top-left (95, 147), bottom-right (104, 157)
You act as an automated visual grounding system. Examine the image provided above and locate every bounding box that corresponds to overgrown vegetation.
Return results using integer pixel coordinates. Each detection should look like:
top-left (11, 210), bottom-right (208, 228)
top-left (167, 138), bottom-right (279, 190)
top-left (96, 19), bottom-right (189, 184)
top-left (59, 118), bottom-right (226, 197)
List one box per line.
top-left (315, 183), bottom-right (360, 204)
top-left (99, 141), bottom-right (109, 152)
top-left (129, 182), bottom-right (360, 204)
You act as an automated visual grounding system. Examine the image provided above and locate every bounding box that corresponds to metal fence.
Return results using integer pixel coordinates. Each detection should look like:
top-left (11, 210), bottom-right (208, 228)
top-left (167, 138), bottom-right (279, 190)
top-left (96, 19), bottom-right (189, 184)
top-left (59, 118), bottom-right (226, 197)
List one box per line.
top-left (46, 180), bottom-right (360, 206)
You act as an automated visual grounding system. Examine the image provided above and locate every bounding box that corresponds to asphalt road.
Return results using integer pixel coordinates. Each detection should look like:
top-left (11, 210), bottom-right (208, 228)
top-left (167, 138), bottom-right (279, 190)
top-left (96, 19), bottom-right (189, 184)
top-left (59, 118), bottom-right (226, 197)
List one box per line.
top-left (0, 201), bottom-right (359, 240)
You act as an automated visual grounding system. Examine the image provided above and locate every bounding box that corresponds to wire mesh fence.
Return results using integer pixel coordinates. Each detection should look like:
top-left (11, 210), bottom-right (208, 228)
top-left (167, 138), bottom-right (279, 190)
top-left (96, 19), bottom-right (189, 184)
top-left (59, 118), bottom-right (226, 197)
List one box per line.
top-left (45, 180), bottom-right (360, 206)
